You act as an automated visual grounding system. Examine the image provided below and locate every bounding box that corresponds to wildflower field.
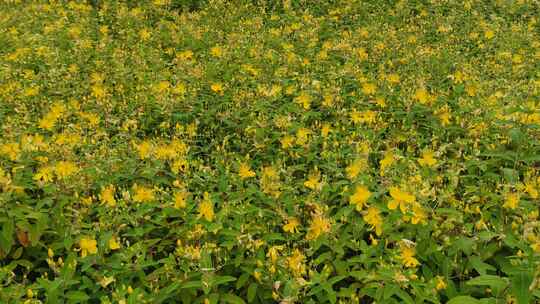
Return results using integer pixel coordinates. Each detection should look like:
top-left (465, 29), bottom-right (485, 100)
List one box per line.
top-left (1, 0), bottom-right (540, 303)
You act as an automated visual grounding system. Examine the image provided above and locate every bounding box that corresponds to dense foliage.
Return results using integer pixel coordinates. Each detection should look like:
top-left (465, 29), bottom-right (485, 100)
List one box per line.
top-left (1, 0), bottom-right (540, 303)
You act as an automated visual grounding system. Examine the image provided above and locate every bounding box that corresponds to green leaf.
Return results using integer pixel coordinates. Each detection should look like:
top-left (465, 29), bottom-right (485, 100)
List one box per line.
top-left (314, 252), bottom-right (333, 265)
top-left (394, 289), bottom-right (414, 304)
top-left (236, 273), bottom-right (249, 290)
top-left (466, 275), bottom-right (509, 295)
top-left (212, 275), bottom-right (236, 287)
top-left (469, 256), bottom-right (496, 275)
top-left (180, 292), bottom-right (193, 304)
top-left (181, 281), bottom-right (203, 289)
top-left (327, 275), bottom-right (347, 286)
top-left (208, 293), bottom-right (219, 304)
top-left (511, 272), bottom-right (533, 304)
top-left (247, 283), bottom-right (257, 303)
top-left (447, 296), bottom-right (480, 304)
top-left (11, 246), bottom-right (23, 259)
top-left (65, 291), bottom-right (90, 303)
top-left (383, 284), bottom-right (399, 300)
top-left (0, 219), bottom-right (14, 254)
top-left (477, 231), bottom-right (497, 242)
top-left (221, 294), bottom-right (246, 304)
top-left (28, 223), bottom-right (43, 246)
top-left (154, 281), bottom-right (182, 302)
top-left (502, 168), bottom-right (519, 183)
top-left (326, 288), bottom-right (337, 304)
top-left (508, 128), bottom-right (524, 144)
top-left (453, 237), bottom-right (474, 256)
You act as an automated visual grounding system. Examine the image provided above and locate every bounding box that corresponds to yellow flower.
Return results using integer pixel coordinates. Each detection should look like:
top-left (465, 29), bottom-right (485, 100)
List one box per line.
top-left (532, 241), bottom-right (540, 253)
top-left (287, 249), bottom-right (306, 277)
top-left (346, 159), bottom-right (366, 180)
top-left (399, 243), bottom-right (420, 268)
top-left (475, 218), bottom-right (488, 230)
top-left (238, 162), bottom-right (256, 179)
top-left (100, 185), bottom-right (116, 207)
top-left (261, 166), bottom-right (281, 198)
top-left (210, 83), bottom-right (224, 95)
top-left (350, 185), bottom-right (372, 211)
top-left (361, 82), bottom-right (376, 95)
top-left (174, 191), bottom-right (188, 209)
top-left (306, 214), bottom-right (331, 240)
top-left (503, 192), bottom-right (519, 210)
top-left (90, 72), bottom-right (104, 83)
top-left (375, 97), bottom-right (386, 108)
top-left (321, 123), bottom-right (331, 138)
top-left (153, 81), bottom-right (171, 95)
top-left (81, 196), bottom-right (93, 205)
top-left (294, 92), bottom-right (311, 110)
top-left (263, 166), bottom-right (278, 179)
top-left (435, 276), bottom-right (447, 290)
top-left (388, 187), bottom-right (416, 213)
top-left (177, 50), bottom-right (194, 61)
top-left (38, 104), bottom-right (65, 130)
top-left (303, 171), bottom-right (321, 191)
top-left (267, 245), bottom-right (283, 264)
top-left (283, 218), bottom-right (300, 233)
top-left (171, 158), bottom-right (189, 174)
top-left (387, 73), bottom-right (400, 84)
top-left (199, 192), bottom-right (214, 221)
top-left (79, 237), bottom-right (97, 257)
top-left (33, 166), bottom-right (54, 183)
top-left (210, 45), bottom-right (223, 58)
top-left (418, 150), bottom-right (437, 167)
top-left (322, 94), bottom-right (334, 107)
top-left (411, 203), bottom-right (427, 224)
top-left (369, 233), bottom-right (378, 245)
top-left (154, 144), bottom-right (176, 160)
top-left (350, 109), bottom-right (377, 124)
top-left (394, 271), bottom-right (409, 283)
top-left (280, 135), bottom-right (295, 149)
top-left (21, 134), bottom-right (46, 152)
top-left (436, 106), bottom-right (451, 126)
top-left (132, 184), bottom-right (155, 203)
top-left (79, 111), bottom-right (100, 126)
top-left (139, 28), bottom-right (151, 40)
top-left (91, 84), bottom-right (107, 99)
top-left (180, 244), bottom-right (202, 260)
top-left (135, 141), bottom-right (153, 159)
top-left (414, 88), bottom-right (430, 104)
top-left (253, 270), bottom-right (262, 282)
top-left (524, 182), bottom-right (538, 199)
top-left (296, 128), bottom-right (310, 145)
top-left (356, 47), bottom-right (368, 61)
top-left (54, 161), bottom-right (78, 179)
top-left (363, 206), bottom-right (383, 236)
top-left (109, 237), bottom-right (120, 250)
top-left (172, 82), bottom-right (186, 95)
top-left (0, 168), bottom-right (10, 189)
top-left (465, 84), bottom-right (478, 97)
top-left (0, 143), bottom-right (21, 161)
top-left (379, 151), bottom-right (395, 176)
top-left (350, 110), bottom-right (362, 124)
top-left (242, 64), bottom-right (259, 76)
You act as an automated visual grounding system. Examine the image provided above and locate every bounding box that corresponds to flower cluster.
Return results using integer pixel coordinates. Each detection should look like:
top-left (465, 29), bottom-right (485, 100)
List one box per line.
top-left (1, 0), bottom-right (540, 303)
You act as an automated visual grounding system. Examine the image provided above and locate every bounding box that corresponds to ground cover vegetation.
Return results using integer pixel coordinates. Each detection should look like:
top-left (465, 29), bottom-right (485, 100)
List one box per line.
top-left (1, 0), bottom-right (540, 303)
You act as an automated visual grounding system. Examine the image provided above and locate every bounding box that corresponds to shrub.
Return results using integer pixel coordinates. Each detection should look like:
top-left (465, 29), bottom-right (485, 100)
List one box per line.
top-left (1, 0), bottom-right (540, 303)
